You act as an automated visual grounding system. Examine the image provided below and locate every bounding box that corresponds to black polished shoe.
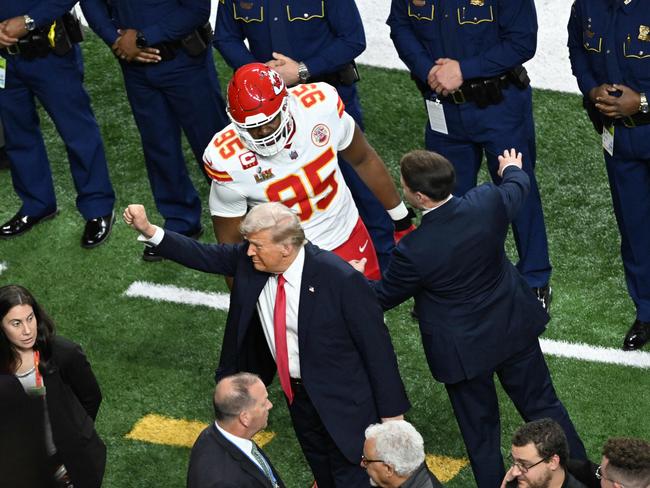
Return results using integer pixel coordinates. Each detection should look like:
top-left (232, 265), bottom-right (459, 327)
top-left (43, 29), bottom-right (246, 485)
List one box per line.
top-left (0, 210), bottom-right (58, 239)
top-left (623, 319), bottom-right (650, 351)
top-left (532, 284), bottom-right (552, 314)
top-left (142, 226), bottom-right (203, 262)
top-left (81, 211), bottom-right (115, 248)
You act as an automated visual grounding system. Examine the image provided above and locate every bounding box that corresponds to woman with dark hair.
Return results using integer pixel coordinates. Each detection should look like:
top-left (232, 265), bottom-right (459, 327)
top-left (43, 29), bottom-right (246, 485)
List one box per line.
top-left (0, 285), bottom-right (106, 488)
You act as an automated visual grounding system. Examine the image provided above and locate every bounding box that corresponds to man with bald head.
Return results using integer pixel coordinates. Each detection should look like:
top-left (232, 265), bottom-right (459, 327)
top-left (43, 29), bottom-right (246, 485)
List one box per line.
top-left (187, 372), bottom-right (284, 488)
top-left (124, 201), bottom-right (410, 487)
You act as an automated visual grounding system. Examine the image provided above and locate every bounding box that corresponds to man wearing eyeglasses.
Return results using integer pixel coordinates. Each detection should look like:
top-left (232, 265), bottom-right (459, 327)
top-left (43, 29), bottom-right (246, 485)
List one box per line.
top-left (361, 420), bottom-right (443, 488)
top-left (501, 419), bottom-right (587, 488)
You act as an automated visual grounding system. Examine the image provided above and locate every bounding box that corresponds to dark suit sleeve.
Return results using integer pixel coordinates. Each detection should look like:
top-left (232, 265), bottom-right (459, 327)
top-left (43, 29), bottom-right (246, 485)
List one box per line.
top-left (157, 231), bottom-right (243, 278)
top-left (497, 165), bottom-right (530, 222)
top-left (57, 340), bottom-right (102, 421)
top-left (342, 270), bottom-right (410, 417)
top-left (371, 246), bottom-right (422, 311)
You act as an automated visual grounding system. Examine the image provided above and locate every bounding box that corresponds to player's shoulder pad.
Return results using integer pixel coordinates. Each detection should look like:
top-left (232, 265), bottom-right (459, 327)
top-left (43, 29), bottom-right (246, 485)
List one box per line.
top-left (203, 125), bottom-right (255, 182)
top-left (289, 82), bottom-right (346, 118)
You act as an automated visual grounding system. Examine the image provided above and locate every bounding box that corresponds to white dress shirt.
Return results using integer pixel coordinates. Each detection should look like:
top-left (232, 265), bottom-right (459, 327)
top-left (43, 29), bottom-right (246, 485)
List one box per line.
top-left (141, 227), bottom-right (305, 378)
top-left (256, 247), bottom-right (305, 379)
top-left (214, 421), bottom-right (264, 471)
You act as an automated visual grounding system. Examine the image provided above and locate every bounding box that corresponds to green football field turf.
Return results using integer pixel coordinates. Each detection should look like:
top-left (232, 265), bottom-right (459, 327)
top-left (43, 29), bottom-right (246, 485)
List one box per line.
top-left (0, 33), bottom-right (648, 487)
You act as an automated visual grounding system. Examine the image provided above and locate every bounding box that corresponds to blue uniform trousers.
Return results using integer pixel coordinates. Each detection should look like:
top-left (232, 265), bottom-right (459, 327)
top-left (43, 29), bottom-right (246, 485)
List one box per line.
top-left (121, 49), bottom-right (228, 234)
top-left (335, 83), bottom-right (395, 272)
top-left (603, 129), bottom-right (650, 323)
top-left (0, 46), bottom-right (114, 219)
top-left (444, 341), bottom-right (587, 488)
top-left (425, 86), bottom-right (551, 287)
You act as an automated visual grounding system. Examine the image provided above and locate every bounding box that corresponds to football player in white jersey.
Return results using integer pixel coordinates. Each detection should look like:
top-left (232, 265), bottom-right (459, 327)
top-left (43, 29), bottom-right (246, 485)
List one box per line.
top-left (204, 63), bottom-right (414, 279)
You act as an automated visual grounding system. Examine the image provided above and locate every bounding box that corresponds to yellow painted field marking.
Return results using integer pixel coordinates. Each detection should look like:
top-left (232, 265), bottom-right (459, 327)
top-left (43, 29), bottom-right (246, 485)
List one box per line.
top-left (125, 413), bottom-right (275, 448)
top-left (126, 414), bottom-right (467, 482)
top-left (426, 454), bottom-right (469, 483)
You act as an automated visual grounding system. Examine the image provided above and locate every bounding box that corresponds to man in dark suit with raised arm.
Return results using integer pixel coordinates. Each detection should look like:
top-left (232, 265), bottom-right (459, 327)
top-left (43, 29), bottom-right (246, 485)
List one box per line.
top-left (124, 201), bottom-right (410, 488)
top-left (353, 149), bottom-right (586, 488)
top-left (187, 373), bottom-right (285, 488)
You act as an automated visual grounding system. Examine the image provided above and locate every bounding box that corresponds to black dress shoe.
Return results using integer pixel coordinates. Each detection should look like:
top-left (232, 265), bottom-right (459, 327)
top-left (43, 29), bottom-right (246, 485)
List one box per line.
top-left (623, 319), bottom-right (650, 351)
top-left (0, 210), bottom-right (58, 239)
top-left (142, 226), bottom-right (203, 262)
top-left (81, 211), bottom-right (115, 248)
top-left (532, 284), bottom-right (552, 314)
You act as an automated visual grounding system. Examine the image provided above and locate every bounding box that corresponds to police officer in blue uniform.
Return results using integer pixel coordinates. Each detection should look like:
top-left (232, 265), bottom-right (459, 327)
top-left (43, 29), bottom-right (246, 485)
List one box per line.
top-left (387, 0), bottom-right (553, 309)
top-left (568, 0), bottom-right (650, 351)
top-left (0, 1), bottom-right (116, 247)
top-left (82, 0), bottom-right (229, 261)
top-left (214, 0), bottom-right (400, 271)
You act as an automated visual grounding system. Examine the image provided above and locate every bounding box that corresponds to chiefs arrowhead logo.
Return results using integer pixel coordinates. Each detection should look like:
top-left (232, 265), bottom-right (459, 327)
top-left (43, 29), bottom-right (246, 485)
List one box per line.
top-left (269, 70), bottom-right (284, 95)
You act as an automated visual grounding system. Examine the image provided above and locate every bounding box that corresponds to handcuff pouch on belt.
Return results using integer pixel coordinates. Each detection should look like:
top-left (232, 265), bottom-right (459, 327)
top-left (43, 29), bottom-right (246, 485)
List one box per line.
top-left (413, 65), bottom-right (530, 109)
top-left (149, 22), bottom-right (213, 62)
top-left (5, 13), bottom-right (82, 60)
top-left (309, 61), bottom-right (360, 87)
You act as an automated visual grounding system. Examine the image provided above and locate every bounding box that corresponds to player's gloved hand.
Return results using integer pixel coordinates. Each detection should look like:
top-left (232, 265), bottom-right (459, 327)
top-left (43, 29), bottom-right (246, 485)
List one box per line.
top-left (393, 207), bottom-right (417, 243)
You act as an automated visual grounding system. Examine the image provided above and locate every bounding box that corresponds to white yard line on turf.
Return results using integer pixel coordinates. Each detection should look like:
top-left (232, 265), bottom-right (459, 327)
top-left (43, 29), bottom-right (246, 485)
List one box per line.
top-left (124, 281), bottom-right (650, 369)
top-left (540, 338), bottom-right (650, 369)
top-left (124, 281), bottom-right (230, 311)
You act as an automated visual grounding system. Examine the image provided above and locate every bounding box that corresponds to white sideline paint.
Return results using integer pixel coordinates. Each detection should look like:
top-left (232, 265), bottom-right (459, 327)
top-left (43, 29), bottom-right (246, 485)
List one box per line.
top-left (540, 338), bottom-right (650, 369)
top-left (125, 281), bottom-right (650, 369)
top-left (0, 262), bottom-right (6, 275)
top-left (124, 281), bottom-right (230, 311)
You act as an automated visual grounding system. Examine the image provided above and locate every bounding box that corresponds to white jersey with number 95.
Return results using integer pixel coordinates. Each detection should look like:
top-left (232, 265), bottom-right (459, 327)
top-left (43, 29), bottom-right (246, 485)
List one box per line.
top-left (204, 82), bottom-right (359, 251)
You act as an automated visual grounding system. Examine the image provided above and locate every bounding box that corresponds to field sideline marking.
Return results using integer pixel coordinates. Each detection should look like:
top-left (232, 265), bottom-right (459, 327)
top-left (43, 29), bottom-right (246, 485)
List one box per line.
top-left (0, 262), bottom-right (6, 275)
top-left (539, 338), bottom-right (650, 369)
top-left (125, 281), bottom-right (650, 370)
top-left (124, 281), bottom-right (230, 310)
top-left (126, 413), bottom-right (275, 448)
top-left (125, 413), bottom-right (467, 482)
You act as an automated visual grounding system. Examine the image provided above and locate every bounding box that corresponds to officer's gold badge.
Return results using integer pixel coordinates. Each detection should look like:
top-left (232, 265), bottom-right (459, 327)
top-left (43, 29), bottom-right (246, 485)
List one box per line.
top-left (470, 0), bottom-right (484, 6)
top-left (412, 0), bottom-right (426, 7)
top-left (639, 25), bottom-right (650, 41)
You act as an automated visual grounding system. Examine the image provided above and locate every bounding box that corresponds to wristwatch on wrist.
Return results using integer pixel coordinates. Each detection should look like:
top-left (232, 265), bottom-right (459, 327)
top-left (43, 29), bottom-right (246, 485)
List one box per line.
top-left (135, 31), bottom-right (148, 49)
top-left (23, 14), bottom-right (36, 32)
top-left (297, 62), bottom-right (310, 83)
top-left (639, 92), bottom-right (649, 114)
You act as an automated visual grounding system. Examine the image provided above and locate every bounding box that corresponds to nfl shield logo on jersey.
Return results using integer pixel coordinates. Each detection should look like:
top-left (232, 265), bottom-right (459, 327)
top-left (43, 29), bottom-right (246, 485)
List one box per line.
top-left (311, 124), bottom-right (330, 147)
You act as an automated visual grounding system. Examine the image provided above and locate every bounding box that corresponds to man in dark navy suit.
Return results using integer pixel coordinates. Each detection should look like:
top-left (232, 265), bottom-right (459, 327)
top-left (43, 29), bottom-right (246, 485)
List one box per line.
top-left (187, 373), bottom-right (285, 488)
top-left (354, 149), bottom-right (586, 488)
top-left (124, 201), bottom-right (410, 488)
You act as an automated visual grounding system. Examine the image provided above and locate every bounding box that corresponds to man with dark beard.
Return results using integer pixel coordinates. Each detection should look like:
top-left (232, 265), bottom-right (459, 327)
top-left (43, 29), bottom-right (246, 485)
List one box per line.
top-left (502, 419), bottom-right (587, 488)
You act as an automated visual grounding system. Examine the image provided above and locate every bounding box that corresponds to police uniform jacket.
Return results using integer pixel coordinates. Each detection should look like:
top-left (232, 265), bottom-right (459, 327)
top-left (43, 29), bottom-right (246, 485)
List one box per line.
top-left (568, 0), bottom-right (650, 150)
top-left (215, 0), bottom-right (365, 78)
top-left (81, 0), bottom-right (209, 46)
top-left (387, 0), bottom-right (537, 88)
top-left (0, 0), bottom-right (74, 27)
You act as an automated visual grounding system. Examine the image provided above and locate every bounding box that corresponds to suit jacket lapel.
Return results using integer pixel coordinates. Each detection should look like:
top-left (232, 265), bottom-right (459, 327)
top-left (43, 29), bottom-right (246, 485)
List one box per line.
top-left (237, 267), bottom-right (271, 349)
top-left (297, 244), bottom-right (319, 349)
top-left (211, 424), bottom-right (272, 487)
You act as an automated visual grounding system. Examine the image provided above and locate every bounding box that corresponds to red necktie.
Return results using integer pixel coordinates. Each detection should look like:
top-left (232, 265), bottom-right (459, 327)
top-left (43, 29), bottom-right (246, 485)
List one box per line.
top-left (273, 274), bottom-right (293, 404)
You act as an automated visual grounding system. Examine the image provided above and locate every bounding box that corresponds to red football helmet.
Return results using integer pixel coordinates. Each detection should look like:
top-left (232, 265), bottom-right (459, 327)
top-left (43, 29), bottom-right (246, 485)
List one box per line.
top-left (226, 63), bottom-right (293, 157)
